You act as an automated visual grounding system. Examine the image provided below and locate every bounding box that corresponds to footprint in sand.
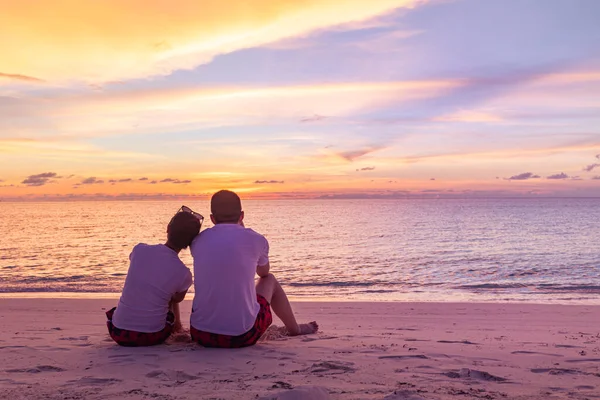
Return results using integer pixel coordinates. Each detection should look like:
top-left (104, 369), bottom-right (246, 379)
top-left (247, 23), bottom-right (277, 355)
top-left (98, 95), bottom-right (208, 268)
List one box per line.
top-left (437, 340), bottom-right (477, 345)
top-left (511, 350), bottom-right (563, 357)
top-left (59, 336), bottom-right (89, 341)
top-left (576, 385), bottom-right (596, 390)
top-left (379, 355), bottom-right (429, 360)
top-left (531, 368), bottom-right (582, 375)
top-left (304, 361), bottom-right (356, 375)
top-left (6, 365), bottom-right (65, 374)
top-left (65, 377), bottom-right (122, 386)
top-left (260, 386), bottom-right (330, 400)
top-left (383, 390), bottom-right (427, 400)
top-left (444, 368), bottom-right (507, 382)
top-left (302, 336), bottom-right (337, 342)
top-left (146, 370), bottom-right (199, 383)
top-left (564, 358), bottom-right (600, 363)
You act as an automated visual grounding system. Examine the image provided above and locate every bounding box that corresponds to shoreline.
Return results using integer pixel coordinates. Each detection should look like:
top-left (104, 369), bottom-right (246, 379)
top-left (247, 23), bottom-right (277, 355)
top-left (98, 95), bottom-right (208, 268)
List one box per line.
top-left (1, 299), bottom-right (599, 399)
top-left (1, 292), bottom-right (599, 306)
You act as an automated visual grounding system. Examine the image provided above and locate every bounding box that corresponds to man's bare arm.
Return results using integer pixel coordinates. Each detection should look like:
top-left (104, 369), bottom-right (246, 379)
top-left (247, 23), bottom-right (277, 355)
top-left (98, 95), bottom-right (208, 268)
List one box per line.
top-left (256, 263), bottom-right (270, 278)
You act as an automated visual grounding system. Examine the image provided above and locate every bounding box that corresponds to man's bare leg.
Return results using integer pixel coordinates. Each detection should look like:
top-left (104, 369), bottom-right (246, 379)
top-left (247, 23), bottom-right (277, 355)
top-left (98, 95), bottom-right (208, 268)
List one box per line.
top-left (169, 300), bottom-right (183, 333)
top-left (255, 273), bottom-right (318, 336)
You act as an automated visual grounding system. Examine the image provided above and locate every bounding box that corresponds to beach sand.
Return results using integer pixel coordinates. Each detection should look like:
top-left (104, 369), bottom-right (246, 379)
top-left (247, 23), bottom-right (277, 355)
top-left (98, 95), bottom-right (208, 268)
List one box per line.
top-left (0, 300), bottom-right (599, 399)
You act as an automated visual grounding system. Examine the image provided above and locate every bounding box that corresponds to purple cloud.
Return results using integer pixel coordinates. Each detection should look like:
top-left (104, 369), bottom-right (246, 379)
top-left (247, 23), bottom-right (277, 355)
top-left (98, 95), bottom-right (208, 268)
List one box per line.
top-left (334, 146), bottom-right (385, 162)
top-left (81, 177), bottom-right (104, 185)
top-left (149, 180), bottom-right (158, 184)
top-left (583, 163), bottom-right (600, 172)
top-left (547, 172), bottom-right (569, 180)
top-left (139, 177), bottom-right (148, 181)
top-left (356, 166), bottom-right (376, 171)
top-left (507, 172), bottom-right (540, 181)
top-left (592, 176), bottom-right (600, 180)
top-left (173, 180), bottom-right (192, 184)
top-left (160, 178), bottom-right (175, 183)
top-left (118, 178), bottom-right (132, 182)
top-left (22, 172), bottom-right (57, 186)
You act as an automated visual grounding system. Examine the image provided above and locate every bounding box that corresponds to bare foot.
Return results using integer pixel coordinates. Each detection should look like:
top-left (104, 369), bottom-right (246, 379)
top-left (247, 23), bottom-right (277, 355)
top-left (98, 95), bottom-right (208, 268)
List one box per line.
top-left (300, 321), bottom-right (319, 335)
top-left (287, 321), bottom-right (318, 336)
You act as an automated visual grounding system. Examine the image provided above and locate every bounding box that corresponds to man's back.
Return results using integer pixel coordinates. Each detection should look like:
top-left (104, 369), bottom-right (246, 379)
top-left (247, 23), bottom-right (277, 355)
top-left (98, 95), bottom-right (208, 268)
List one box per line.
top-left (190, 224), bottom-right (269, 336)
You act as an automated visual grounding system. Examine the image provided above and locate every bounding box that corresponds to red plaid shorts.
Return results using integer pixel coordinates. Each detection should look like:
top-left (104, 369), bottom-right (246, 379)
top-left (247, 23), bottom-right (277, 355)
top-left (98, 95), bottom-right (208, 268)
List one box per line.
top-left (105, 307), bottom-right (174, 347)
top-left (191, 294), bottom-right (273, 348)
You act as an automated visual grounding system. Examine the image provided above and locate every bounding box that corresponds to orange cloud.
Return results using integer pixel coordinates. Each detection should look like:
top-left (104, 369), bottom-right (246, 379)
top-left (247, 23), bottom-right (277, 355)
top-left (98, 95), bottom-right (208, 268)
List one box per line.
top-left (0, 72), bottom-right (44, 83)
top-left (0, 0), bottom-right (423, 83)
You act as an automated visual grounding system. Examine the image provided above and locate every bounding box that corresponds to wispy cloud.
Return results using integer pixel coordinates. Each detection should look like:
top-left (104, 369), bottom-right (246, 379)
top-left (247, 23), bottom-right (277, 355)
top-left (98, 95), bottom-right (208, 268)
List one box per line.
top-left (507, 172), bottom-right (540, 181)
top-left (255, 180), bottom-right (285, 184)
top-left (329, 146), bottom-right (386, 162)
top-left (160, 178), bottom-right (192, 184)
top-left (356, 166), bottom-right (376, 171)
top-left (1, 0), bottom-right (422, 83)
top-left (547, 172), bottom-right (569, 180)
top-left (139, 177), bottom-right (148, 181)
top-left (583, 163), bottom-right (600, 172)
top-left (21, 172), bottom-right (57, 186)
top-left (80, 177), bottom-right (104, 185)
top-left (300, 114), bottom-right (328, 123)
top-left (0, 72), bottom-right (44, 83)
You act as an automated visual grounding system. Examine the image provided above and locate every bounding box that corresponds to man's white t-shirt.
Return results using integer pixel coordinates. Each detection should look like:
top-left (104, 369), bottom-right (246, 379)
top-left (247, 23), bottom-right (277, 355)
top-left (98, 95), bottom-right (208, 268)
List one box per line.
top-left (190, 224), bottom-right (269, 336)
top-left (112, 244), bottom-right (193, 333)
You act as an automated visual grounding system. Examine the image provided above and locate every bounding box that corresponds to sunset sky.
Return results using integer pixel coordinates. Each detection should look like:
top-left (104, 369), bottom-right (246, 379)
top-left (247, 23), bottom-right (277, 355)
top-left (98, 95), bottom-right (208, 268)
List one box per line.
top-left (1, 0), bottom-right (600, 200)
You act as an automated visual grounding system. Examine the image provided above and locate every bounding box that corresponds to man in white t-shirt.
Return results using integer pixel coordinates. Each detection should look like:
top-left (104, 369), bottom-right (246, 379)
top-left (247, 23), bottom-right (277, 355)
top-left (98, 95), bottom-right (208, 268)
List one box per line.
top-left (106, 207), bottom-right (202, 346)
top-left (190, 190), bottom-right (318, 348)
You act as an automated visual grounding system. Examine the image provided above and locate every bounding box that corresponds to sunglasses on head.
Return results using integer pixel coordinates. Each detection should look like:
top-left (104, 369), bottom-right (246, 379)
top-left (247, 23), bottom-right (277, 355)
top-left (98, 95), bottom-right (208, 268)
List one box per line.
top-left (178, 205), bottom-right (204, 226)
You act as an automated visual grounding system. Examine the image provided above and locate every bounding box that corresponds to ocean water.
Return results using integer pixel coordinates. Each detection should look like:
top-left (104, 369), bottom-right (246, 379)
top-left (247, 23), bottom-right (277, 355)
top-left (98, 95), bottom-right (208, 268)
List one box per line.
top-left (1, 199), bottom-right (599, 303)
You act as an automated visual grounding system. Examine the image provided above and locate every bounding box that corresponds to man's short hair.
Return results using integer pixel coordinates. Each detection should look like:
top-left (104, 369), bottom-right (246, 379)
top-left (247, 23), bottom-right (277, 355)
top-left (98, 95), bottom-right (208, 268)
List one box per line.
top-left (211, 190), bottom-right (242, 224)
top-left (167, 212), bottom-right (201, 249)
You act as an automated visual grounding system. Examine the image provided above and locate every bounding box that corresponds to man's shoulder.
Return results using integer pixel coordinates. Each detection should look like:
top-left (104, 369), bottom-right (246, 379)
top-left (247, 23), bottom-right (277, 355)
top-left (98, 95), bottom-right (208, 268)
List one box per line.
top-left (244, 228), bottom-right (267, 242)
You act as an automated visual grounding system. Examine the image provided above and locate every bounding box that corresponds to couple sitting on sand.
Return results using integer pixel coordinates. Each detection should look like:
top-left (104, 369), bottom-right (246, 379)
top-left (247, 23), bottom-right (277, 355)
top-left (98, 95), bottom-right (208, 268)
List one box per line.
top-left (105, 190), bottom-right (318, 348)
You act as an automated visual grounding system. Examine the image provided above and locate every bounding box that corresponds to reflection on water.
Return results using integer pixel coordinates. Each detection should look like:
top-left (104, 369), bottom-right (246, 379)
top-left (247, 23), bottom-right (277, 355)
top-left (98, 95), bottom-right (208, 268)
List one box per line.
top-left (1, 199), bottom-right (599, 303)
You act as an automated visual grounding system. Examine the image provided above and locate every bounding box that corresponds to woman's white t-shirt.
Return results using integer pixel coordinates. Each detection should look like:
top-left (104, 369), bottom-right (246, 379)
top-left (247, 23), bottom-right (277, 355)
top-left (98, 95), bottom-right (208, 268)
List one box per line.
top-left (112, 244), bottom-right (192, 333)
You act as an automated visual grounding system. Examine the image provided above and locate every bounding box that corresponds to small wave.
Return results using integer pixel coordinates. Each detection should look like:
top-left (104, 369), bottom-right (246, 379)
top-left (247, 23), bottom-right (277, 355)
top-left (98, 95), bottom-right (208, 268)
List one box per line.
top-left (358, 289), bottom-right (396, 294)
top-left (11, 275), bottom-right (89, 283)
top-left (536, 284), bottom-right (600, 293)
top-left (456, 283), bottom-right (529, 290)
top-left (287, 281), bottom-right (394, 288)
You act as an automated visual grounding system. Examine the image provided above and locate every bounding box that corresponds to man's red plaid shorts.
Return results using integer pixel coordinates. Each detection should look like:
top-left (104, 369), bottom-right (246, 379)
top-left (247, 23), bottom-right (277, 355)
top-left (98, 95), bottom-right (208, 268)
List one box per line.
top-left (105, 307), bottom-right (174, 347)
top-left (191, 294), bottom-right (273, 348)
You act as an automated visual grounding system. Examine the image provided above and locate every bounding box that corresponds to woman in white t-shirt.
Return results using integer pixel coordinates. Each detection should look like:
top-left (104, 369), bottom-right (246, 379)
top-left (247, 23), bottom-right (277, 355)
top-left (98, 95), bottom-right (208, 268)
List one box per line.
top-left (105, 207), bottom-right (202, 347)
